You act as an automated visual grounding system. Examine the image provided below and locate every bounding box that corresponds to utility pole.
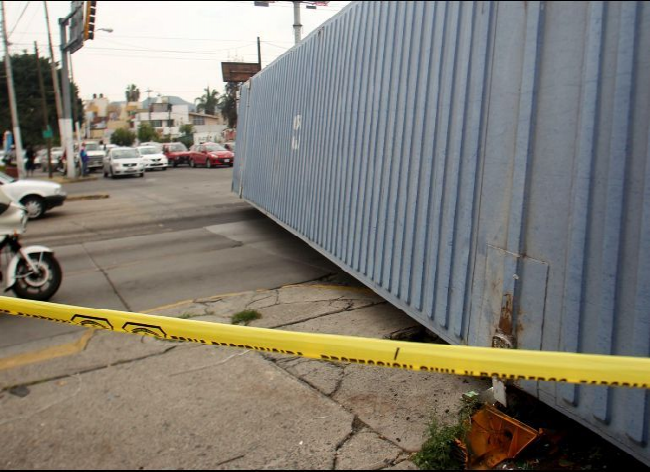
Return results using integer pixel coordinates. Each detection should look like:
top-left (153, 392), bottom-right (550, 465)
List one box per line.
top-left (257, 36), bottom-right (262, 67)
top-left (59, 17), bottom-right (76, 178)
top-left (68, 53), bottom-right (82, 153)
top-left (43, 0), bottom-right (64, 167)
top-left (1, 1), bottom-right (25, 178)
top-left (292, 1), bottom-right (302, 45)
top-left (35, 42), bottom-right (53, 178)
top-left (146, 88), bottom-right (152, 123)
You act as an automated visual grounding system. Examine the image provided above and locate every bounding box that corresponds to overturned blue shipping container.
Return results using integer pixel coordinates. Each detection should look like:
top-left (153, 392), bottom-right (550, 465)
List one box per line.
top-left (233, 1), bottom-right (650, 464)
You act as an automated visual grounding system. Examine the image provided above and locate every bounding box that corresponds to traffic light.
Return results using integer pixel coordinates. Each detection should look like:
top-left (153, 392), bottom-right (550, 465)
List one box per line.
top-left (84, 1), bottom-right (97, 41)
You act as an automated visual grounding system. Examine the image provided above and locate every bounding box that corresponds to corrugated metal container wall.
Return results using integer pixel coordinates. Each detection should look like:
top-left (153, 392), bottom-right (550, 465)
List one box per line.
top-left (233, 1), bottom-right (650, 464)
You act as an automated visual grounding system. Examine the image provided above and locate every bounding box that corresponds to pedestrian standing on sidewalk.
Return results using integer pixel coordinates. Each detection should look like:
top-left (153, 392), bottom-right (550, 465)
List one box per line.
top-left (25, 145), bottom-right (36, 177)
top-left (80, 144), bottom-right (89, 176)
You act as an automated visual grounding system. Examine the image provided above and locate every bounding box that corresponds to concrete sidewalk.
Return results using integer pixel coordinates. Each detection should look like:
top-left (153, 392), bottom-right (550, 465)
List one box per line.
top-left (0, 279), bottom-right (488, 469)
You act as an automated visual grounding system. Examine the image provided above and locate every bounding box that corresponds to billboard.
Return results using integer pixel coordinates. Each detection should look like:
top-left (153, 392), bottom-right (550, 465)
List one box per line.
top-left (221, 62), bottom-right (261, 83)
top-left (67, 1), bottom-right (85, 53)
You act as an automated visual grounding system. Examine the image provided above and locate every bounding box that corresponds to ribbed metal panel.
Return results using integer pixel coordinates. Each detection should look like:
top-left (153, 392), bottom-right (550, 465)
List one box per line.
top-left (233, 1), bottom-right (650, 464)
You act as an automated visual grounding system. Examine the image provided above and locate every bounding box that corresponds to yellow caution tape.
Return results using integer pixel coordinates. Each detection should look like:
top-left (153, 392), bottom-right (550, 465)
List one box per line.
top-left (1, 296), bottom-right (648, 388)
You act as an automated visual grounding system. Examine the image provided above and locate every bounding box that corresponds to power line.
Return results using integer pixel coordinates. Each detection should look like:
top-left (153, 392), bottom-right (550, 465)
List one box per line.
top-left (7, 41), bottom-right (265, 57)
top-left (262, 41), bottom-right (291, 50)
top-left (80, 50), bottom-right (266, 62)
top-left (9, 33), bottom-right (293, 56)
top-left (8, 1), bottom-right (31, 38)
top-left (10, 1), bottom-right (39, 47)
top-left (99, 38), bottom-right (257, 54)
top-left (100, 34), bottom-right (265, 42)
top-left (10, 31), bottom-right (293, 43)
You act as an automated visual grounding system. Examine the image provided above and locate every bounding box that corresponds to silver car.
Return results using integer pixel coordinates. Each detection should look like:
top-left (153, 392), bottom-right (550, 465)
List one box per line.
top-left (103, 147), bottom-right (145, 178)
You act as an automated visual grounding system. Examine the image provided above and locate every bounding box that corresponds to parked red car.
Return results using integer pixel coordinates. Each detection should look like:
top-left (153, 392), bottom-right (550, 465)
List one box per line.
top-left (188, 143), bottom-right (234, 168)
top-left (162, 142), bottom-right (192, 167)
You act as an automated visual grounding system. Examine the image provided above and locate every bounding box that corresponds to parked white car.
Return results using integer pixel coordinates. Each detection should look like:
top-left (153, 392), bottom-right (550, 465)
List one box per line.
top-left (139, 141), bottom-right (163, 153)
top-left (136, 146), bottom-right (168, 171)
top-left (103, 147), bottom-right (145, 178)
top-left (0, 171), bottom-right (66, 219)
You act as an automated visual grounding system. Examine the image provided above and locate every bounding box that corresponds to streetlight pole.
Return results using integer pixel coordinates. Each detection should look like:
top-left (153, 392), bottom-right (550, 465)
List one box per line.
top-left (254, 1), bottom-right (328, 45)
top-left (292, 1), bottom-right (302, 45)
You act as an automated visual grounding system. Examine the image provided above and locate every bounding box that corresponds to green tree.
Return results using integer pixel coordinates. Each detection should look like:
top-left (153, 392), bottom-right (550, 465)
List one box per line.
top-left (111, 127), bottom-right (136, 146)
top-left (178, 123), bottom-right (194, 148)
top-left (0, 52), bottom-right (83, 146)
top-left (125, 84), bottom-right (140, 102)
top-left (137, 122), bottom-right (158, 142)
top-left (194, 86), bottom-right (219, 116)
top-left (219, 82), bottom-right (239, 128)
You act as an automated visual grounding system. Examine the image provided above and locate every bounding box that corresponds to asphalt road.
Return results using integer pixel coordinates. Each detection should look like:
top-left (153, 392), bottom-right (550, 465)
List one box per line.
top-left (1, 167), bottom-right (338, 350)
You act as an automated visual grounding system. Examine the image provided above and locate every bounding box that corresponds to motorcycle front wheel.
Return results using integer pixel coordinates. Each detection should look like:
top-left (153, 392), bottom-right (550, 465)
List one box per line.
top-left (13, 252), bottom-right (62, 301)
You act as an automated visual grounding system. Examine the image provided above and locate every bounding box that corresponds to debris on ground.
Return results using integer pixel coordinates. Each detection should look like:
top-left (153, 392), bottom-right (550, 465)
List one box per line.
top-left (8, 385), bottom-right (29, 397)
top-left (416, 386), bottom-right (647, 470)
top-left (459, 404), bottom-right (540, 469)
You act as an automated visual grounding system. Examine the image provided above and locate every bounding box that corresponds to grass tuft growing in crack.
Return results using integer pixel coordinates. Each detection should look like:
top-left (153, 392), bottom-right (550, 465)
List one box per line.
top-left (412, 419), bottom-right (467, 470)
top-left (413, 397), bottom-right (482, 470)
top-left (231, 309), bottom-right (262, 325)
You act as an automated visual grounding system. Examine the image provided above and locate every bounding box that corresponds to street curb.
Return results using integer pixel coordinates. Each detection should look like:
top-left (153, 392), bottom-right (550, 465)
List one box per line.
top-left (67, 194), bottom-right (110, 201)
top-left (49, 176), bottom-right (99, 184)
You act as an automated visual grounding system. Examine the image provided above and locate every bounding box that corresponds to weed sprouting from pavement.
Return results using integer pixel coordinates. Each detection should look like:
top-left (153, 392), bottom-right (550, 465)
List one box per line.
top-left (413, 397), bottom-right (481, 470)
top-left (413, 419), bottom-right (467, 470)
top-left (231, 309), bottom-right (262, 325)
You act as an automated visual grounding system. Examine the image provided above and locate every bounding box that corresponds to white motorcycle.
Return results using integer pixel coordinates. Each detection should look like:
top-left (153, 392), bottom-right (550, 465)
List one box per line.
top-left (0, 187), bottom-right (62, 300)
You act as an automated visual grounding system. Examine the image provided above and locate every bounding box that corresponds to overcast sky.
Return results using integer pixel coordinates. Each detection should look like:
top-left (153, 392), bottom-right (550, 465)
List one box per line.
top-left (3, 0), bottom-right (351, 104)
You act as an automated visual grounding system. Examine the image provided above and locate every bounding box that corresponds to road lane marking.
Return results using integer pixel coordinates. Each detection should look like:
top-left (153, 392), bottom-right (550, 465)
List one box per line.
top-left (0, 329), bottom-right (94, 371)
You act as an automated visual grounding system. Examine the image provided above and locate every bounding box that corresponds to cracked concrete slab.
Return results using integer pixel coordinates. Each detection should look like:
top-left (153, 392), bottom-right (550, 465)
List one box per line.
top-left (148, 301), bottom-right (220, 318)
top-left (246, 292), bottom-right (280, 310)
top-left (0, 282), bottom-right (491, 469)
top-left (334, 428), bottom-right (403, 470)
top-left (276, 357), bottom-right (345, 397)
top-left (331, 366), bottom-right (488, 453)
top-left (0, 344), bottom-right (355, 470)
top-left (0, 330), bottom-right (170, 390)
top-left (278, 303), bottom-right (422, 339)
top-left (249, 300), bottom-right (354, 329)
top-left (278, 285), bottom-right (381, 305)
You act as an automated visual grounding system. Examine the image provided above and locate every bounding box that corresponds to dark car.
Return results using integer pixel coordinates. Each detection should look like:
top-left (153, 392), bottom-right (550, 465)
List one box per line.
top-left (188, 143), bottom-right (234, 168)
top-left (162, 142), bottom-right (192, 167)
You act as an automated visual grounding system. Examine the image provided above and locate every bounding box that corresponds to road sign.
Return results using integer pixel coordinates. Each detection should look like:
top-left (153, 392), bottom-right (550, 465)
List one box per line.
top-left (42, 126), bottom-right (53, 139)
